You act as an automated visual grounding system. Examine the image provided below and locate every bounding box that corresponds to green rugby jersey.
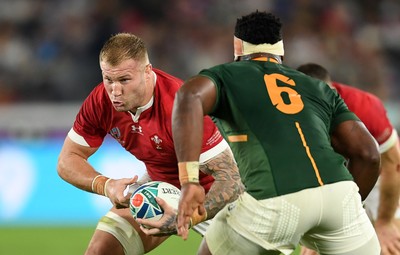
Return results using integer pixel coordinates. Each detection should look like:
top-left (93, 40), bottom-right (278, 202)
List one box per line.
top-left (200, 60), bottom-right (360, 200)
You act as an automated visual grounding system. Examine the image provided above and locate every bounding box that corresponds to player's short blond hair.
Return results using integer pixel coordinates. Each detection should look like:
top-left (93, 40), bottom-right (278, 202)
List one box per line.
top-left (99, 33), bottom-right (149, 67)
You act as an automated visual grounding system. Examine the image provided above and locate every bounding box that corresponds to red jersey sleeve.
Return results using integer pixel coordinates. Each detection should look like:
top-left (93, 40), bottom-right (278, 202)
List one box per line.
top-left (333, 82), bottom-right (396, 149)
top-left (200, 116), bottom-right (225, 161)
top-left (72, 83), bottom-right (110, 147)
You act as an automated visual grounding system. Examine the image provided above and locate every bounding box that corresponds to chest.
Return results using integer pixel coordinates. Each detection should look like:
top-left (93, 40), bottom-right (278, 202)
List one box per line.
top-left (108, 108), bottom-right (175, 161)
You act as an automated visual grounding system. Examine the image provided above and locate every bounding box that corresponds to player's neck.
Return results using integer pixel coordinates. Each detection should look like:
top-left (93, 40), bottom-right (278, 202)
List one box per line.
top-left (235, 53), bottom-right (282, 64)
top-left (129, 73), bottom-right (156, 115)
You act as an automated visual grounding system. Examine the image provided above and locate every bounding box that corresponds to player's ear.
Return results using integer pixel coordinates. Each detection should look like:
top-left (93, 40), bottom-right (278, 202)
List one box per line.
top-left (144, 63), bottom-right (152, 80)
top-left (145, 63), bottom-right (152, 72)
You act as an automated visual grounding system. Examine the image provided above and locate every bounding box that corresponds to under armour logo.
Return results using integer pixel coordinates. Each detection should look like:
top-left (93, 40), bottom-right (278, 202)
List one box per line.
top-left (131, 125), bottom-right (143, 135)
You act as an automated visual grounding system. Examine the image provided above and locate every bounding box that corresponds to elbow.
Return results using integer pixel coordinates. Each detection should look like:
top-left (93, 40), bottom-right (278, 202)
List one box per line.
top-left (370, 146), bottom-right (381, 168)
top-left (361, 146), bottom-right (381, 175)
top-left (347, 143), bottom-right (381, 175)
top-left (371, 154), bottom-right (381, 175)
top-left (56, 156), bottom-right (67, 180)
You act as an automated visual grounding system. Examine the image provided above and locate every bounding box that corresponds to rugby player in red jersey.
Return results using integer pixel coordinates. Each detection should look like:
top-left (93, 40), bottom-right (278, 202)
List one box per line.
top-left (57, 33), bottom-right (244, 255)
top-left (298, 63), bottom-right (400, 255)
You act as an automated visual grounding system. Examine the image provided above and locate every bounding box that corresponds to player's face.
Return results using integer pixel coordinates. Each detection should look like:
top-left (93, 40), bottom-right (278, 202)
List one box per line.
top-left (101, 59), bottom-right (152, 112)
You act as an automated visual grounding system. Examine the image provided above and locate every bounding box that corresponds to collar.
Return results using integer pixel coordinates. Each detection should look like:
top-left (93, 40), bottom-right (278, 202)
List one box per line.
top-left (235, 53), bottom-right (282, 64)
top-left (129, 96), bottom-right (153, 123)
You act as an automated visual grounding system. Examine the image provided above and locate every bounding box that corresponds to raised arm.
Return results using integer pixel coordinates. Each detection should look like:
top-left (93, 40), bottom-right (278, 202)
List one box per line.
top-left (172, 75), bottom-right (218, 239)
top-left (330, 120), bottom-right (381, 200)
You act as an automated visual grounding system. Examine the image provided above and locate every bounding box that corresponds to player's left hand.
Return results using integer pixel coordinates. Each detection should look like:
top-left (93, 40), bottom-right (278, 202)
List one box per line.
top-left (375, 219), bottom-right (400, 255)
top-left (176, 183), bottom-right (205, 240)
top-left (136, 197), bottom-right (178, 236)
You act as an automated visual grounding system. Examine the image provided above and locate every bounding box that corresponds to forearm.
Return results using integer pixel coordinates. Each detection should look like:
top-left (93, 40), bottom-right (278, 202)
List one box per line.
top-left (379, 172), bottom-right (400, 221)
top-left (200, 148), bottom-right (245, 219)
top-left (378, 146), bottom-right (400, 221)
top-left (331, 121), bottom-right (380, 201)
top-left (57, 153), bottom-right (101, 193)
top-left (348, 159), bottom-right (380, 201)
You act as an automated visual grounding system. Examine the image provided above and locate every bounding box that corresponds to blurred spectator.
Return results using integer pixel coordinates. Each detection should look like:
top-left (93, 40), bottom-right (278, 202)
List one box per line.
top-left (0, 0), bottom-right (398, 104)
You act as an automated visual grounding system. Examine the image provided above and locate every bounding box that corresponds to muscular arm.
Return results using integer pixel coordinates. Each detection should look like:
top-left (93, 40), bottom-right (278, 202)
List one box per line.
top-left (57, 136), bottom-right (137, 207)
top-left (57, 136), bottom-right (100, 192)
top-left (378, 141), bottom-right (400, 222)
top-left (173, 76), bottom-right (217, 162)
top-left (331, 120), bottom-right (381, 200)
top-left (172, 75), bottom-right (219, 238)
top-left (137, 146), bottom-right (244, 236)
top-left (200, 147), bottom-right (244, 219)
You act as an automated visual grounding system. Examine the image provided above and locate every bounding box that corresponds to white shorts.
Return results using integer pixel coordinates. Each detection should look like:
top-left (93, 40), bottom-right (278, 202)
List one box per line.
top-left (205, 181), bottom-right (380, 255)
top-left (363, 177), bottom-right (400, 220)
top-left (97, 211), bottom-right (210, 254)
top-left (97, 211), bottom-right (145, 255)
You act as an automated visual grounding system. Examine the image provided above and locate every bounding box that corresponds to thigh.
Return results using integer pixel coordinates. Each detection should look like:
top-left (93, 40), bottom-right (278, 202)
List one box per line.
top-left (333, 234), bottom-right (380, 255)
top-left (86, 228), bottom-right (125, 255)
top-left (302, 182), bottom-right (380, 255)
top-left (300, 235), bottom-right (380, 255)
top-left (204, 197), bottom-right (285, 255)
top-left (87, 207), bottom-right (168, 255)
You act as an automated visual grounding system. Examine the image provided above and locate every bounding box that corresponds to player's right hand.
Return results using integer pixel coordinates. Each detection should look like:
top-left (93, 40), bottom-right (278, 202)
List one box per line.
top-left (106, 176), bottom-right (138, 208)
top-left (176, 183), bottom-right (205, 240)
top-left (137, 197), bottom-right (178, 236)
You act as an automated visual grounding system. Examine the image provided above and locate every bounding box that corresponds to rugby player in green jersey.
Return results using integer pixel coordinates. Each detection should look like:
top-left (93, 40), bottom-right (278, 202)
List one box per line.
top-left (172, 11), bottom-right (381, 255)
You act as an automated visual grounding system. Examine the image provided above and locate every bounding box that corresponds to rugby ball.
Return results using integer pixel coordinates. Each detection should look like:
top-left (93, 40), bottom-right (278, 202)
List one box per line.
top-left (129, 181), bottom-right (181, 222)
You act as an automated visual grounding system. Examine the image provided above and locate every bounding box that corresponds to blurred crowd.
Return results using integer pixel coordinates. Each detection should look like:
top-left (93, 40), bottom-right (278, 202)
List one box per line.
top-left (0, 0), bottom-right (399, 103)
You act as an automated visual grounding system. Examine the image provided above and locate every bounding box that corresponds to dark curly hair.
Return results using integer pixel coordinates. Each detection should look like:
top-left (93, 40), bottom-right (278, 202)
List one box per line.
top-left (234, 11), bottom-right (282, 44)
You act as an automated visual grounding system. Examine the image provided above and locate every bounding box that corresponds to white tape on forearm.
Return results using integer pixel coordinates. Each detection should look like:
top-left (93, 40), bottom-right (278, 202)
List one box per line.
top-left (91, 175), bottom-right (110, 196)
top-left (178, 161), bottom-right (200, 185)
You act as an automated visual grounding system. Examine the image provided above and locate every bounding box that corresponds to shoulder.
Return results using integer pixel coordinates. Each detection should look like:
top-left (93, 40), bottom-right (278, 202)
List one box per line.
top-left (153, 68), bottom-right (184, 97)
top-left (332, 82), bottom-right (395, 142)
top-left (199, 62), bottom-right (240, 76)
top-left (82, 82), bottom-right (110, 109)
top-left (332, 81), bottom-right (386, 111)
top-left (77, 82), bottom-right (113, 125)
top-left (333, 82), bottom-right (378, 100)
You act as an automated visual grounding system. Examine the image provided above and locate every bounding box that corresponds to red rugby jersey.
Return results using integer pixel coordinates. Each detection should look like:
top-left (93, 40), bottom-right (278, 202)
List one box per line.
top-left (69, 68), bottom-right (225, 191)
top-left (332, 81), bottom-right (397, 152)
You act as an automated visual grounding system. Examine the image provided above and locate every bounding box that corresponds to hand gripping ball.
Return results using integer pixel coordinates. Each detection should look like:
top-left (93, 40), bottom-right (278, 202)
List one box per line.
top-left (129, 181), bottom-right (181, 222)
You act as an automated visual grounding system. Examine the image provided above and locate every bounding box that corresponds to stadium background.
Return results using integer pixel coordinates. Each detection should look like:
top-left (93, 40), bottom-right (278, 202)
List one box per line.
top-left (0, 0), bottom-right (399, 254)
